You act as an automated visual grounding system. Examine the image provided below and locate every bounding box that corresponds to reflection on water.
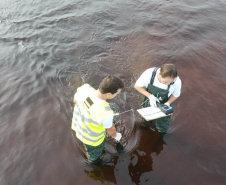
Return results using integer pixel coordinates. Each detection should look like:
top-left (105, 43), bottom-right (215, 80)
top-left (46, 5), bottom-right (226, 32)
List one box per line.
top-left (1, 0), bottom-right (226, 184)
top-left (84, 124), bottom-right (165, 184)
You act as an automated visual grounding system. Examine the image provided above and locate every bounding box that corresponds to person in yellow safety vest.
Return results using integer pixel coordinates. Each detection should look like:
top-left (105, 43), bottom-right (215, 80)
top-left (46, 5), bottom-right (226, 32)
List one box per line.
top-left (71, 75), bottom-right (124, 163)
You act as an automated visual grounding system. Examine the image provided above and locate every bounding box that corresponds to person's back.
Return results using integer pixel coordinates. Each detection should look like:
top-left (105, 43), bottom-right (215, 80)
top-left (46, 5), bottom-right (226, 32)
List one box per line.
top-left (71, 75), bottom-right (124, 163)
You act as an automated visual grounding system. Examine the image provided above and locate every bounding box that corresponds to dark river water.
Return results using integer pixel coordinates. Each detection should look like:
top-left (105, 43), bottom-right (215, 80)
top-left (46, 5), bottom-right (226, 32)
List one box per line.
top-left (1, 0), bottom-right (226, 185)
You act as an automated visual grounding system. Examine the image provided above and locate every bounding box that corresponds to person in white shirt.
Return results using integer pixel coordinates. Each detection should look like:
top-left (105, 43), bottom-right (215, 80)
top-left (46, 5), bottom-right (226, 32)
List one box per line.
top-left (134, 63), bottom-right (182, 136)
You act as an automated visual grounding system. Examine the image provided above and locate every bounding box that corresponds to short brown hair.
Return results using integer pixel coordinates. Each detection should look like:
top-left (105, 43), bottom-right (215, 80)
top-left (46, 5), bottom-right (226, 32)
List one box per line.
top-left (99, 75), bottom-right (124, 94)
top-left (160, 64), bottom-right (177, 78)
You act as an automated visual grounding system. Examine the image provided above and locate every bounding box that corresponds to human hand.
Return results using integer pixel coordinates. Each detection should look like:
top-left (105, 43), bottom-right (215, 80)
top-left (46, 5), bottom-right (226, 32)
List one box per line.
top-left (148, 94), bottom-right (159, 107)
top-left (164, 102), bottom-right (170, 106)
top-left (114, 132), bottom-right (122, 141)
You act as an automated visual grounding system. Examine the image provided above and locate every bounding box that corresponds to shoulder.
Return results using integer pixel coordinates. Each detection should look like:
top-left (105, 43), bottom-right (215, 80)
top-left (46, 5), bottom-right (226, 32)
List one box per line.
top-left (94, 101), bottom-right (114, 114)
top-left (174, 76), bottom-right (182, 85)
top-left (74, 83), bottom-right (94, 101)
top-left (136, 67), bottom-right (157, 86)
top-left (173, 76), bottom-right (182, 89)
top-left (143, 67), bottom-right (156, 74)
top-left (139, 67), bottom-right (156, 79)
top-left (77, 83), bottom-right (93, 91)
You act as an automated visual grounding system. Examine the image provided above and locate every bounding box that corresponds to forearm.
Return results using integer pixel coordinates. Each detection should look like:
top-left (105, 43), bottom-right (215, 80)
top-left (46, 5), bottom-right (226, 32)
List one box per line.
top-left (167, 95), bottom-right (178, 105)
top-left (134, 84), bottom-right (151, 98)
top-left (106, 126), bottom-right (116, 137)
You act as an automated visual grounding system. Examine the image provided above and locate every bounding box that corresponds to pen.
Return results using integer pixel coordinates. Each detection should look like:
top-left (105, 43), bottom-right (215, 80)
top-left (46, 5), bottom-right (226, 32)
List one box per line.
top-left (156, 93), bottom-right (159, 103)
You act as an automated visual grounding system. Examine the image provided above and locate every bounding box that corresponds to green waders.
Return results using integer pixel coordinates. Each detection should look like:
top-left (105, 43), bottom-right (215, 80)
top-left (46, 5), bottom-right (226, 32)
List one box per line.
top-left (83, 141), bottom-right (105, 163)
top-left (83, 103), bottom-right (121, 163)
top-left (143, 68), bottom-right (174, 135)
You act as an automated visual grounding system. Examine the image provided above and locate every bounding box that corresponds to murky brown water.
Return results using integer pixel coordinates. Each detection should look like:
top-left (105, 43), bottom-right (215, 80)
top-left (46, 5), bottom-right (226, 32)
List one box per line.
top-left (1, 0), bottom-right (226, 184)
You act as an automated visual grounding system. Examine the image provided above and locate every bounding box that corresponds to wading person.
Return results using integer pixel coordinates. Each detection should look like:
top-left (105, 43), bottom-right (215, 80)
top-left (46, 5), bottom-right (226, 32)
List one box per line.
top-left (71, 75), bottom-right (124, 163)
top-left (134, 63), bottom-right (182, 136)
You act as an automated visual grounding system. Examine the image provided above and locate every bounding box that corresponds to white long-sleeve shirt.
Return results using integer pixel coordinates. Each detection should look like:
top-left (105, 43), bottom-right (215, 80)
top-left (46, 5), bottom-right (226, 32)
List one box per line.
top-left (135, 68), bottom-right (182, 97)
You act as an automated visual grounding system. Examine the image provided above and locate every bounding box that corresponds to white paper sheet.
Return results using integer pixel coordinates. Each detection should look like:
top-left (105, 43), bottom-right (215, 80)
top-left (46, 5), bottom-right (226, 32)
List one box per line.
top-left (137, 106), bottom-right (168, 121)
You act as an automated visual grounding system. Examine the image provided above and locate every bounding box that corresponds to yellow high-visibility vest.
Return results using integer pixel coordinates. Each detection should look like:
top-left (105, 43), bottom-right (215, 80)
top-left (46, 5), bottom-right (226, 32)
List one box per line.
top-left (71, 84), bottom-right (114, 146)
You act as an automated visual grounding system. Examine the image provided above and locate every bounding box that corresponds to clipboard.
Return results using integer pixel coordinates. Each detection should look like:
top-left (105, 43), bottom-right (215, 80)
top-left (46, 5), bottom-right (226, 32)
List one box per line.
top-left (137, 106), bottom-right (170, 121)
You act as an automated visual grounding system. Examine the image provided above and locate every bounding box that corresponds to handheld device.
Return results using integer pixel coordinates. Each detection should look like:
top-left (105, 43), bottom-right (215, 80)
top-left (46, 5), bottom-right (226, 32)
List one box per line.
top-left (157, 102), bottom-right (174, 115)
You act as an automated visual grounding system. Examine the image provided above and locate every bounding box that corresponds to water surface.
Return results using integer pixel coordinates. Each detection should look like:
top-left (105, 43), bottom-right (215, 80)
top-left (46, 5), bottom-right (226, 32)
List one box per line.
top-left (1, 0), bottom-right (226, 184)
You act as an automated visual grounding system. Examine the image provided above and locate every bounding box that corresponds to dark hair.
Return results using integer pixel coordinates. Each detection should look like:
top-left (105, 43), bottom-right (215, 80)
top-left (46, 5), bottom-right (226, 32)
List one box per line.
top-left (160, 63), bottom-right (177, 78)
top-left (99, 75), bottom-right (124, 94)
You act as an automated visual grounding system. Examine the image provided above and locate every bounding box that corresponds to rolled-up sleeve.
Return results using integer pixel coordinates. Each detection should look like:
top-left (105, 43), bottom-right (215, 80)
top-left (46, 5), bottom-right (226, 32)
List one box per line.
top-left (172, 77), bottom-right (182, 97)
